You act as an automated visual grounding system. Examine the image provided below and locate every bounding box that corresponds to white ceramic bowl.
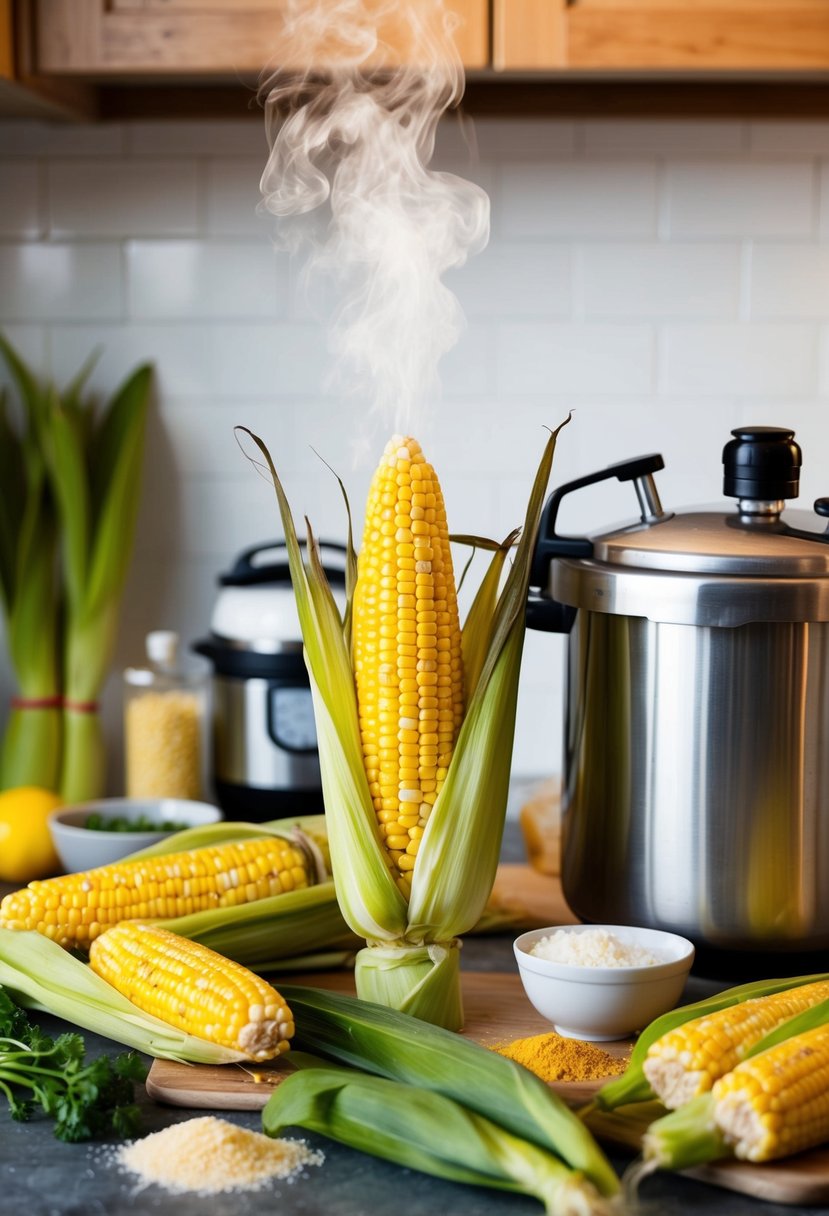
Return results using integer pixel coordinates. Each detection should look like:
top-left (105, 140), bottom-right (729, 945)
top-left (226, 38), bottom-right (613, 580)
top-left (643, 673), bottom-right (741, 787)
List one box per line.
top-left (49, 798), bottom-right (222, 873)
top-left (514, 924), bottom-right (695, 1041)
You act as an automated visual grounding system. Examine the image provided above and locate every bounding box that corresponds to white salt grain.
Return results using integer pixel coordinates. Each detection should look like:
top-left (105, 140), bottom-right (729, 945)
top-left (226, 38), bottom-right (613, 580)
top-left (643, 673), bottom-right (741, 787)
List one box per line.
top-left (530, 929), bottom-right (661, 968)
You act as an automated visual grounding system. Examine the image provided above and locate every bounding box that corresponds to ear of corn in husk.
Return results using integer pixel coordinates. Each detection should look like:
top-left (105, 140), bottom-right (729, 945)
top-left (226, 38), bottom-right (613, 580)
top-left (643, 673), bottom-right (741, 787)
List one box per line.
top-left (243, 423), bottom-right (566, 1029)
top-left (263, 1064), bottom-right (613, 1216)
top-left (280, 983), bottom-right (619, 1198)
top-left (0, 927), bottom-right (255, 1064)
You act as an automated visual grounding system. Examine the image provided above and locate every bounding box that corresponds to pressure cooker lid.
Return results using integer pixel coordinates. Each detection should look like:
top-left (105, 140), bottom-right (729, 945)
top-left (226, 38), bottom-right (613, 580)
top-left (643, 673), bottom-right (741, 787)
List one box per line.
top-left (206, 540), bottom-right (347, 653)
top-left (533, 427), bottom-right (829, 628)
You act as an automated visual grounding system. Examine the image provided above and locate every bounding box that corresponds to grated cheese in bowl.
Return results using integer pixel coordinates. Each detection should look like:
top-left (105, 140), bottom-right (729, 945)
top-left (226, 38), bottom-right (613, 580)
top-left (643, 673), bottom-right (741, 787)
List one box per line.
top-left (530, 928), bottom-right (662, 968)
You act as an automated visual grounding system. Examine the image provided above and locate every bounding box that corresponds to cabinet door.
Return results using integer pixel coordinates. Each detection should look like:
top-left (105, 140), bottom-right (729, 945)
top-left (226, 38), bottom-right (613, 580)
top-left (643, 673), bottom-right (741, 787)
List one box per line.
top-left (35, 0), bottom-right (489, 76)
top-left (494, 0), bottom-right (829, 71)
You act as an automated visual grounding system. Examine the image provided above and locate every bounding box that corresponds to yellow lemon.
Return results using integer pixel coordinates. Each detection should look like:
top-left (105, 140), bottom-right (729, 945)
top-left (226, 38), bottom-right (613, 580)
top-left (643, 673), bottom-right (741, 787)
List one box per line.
top-left (0, 786), bottom-right (63, 884)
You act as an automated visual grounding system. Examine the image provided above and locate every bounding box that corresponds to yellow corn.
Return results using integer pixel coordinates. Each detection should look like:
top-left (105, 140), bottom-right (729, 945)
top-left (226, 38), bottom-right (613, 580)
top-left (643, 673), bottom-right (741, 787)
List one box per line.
top-left (89, 922), bottom-right (294, 1060)
top-left (0, 837), bottom-right (313, 949)
top-left (712, 1023), bottom-right (829, 1161)
top-left (643, 979), bottom-right (829, 1108)
top-left (352, 435), bottom-right (464, 897)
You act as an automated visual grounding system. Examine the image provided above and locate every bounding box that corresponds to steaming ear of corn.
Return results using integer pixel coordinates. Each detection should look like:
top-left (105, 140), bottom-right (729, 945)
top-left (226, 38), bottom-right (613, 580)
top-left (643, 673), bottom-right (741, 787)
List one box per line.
top-left (243, 422), bottom-right (565, 1029)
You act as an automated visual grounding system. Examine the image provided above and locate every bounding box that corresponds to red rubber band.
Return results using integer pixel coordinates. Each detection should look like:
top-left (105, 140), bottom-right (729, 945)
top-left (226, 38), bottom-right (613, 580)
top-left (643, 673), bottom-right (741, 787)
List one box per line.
top-left (63, 699), bottom-right (100, 714)
top-left (10, 696), bottom-right (63, 710)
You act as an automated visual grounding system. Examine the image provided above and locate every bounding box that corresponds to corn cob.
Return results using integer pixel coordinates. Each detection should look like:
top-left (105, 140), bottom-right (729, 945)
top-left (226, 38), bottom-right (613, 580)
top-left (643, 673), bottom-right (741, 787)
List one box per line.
top-left (247, 422), bottom-right (563, 1028)
top-left (353, 435), bottom-right (464, 898)
top-left (711, 1023), bottom-right (829, 1161)
top-left (597, 972), bottom-right (829, 1111)
top-left (89, 923), bottom-right (294, 1061)
top-left (0, 836), bottom-right (313, 949)
top-left (643, 978), bottom-right (829, 1109)
top-left (644, 1021), bottom-right (829, 1170)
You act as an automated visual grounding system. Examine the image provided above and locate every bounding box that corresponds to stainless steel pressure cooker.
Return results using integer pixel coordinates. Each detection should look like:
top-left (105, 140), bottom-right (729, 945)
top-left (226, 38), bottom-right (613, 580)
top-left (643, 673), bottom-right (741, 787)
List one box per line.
top-left (194, 541), bottom-right (346, 821)
top-left (529, 427), bottom-right (829, 954)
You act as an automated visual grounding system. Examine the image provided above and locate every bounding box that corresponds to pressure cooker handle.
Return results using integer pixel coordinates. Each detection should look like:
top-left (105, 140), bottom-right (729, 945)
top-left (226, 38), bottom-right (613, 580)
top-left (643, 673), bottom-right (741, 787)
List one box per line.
top-left (528, 453), bottom-right (665, 633)
top-left (221, 539), bottom-right (347, 587)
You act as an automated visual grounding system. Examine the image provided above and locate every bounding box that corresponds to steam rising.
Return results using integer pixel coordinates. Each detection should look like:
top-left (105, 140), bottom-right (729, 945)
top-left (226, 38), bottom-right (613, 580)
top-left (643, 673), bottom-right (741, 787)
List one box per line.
top-left (259, 0), bottom-right (489, 432)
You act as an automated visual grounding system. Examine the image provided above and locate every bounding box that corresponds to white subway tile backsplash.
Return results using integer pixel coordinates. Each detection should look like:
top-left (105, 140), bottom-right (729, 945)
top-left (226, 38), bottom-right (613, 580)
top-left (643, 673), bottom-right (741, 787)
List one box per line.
top-left (749, 123), bottom-right (829, 157)
top-left (48, 160), bottom-right (200, 238)
top-left (751, 245), bottom-right (829, 318)
top-left (1, 115), bottom-right (829, 780)
top-left (498, 163), bottom-right (657, 239)
top-left (127, 121), bottom-right (267, 158)
top-left (126, 240), bottom-right (290, 319)
top-left (49, 323), bottom-right (215, 396)
top-left (207, 158), bottom-right (275, 237)
top-left (497, 323), bottom-right (654, 396)
top-left (662, 324), bottom-right (817, 396)
top-left (0, 122), bottom-right (125, 158)
top-left (475, 118), bottom-right (576, 162)
top-left (579, 243), bottom-right (740, 319)
top-left (666, 162), bottom-right (814, 238)
top-left (0, 243), bottom-right (122, 321)
top-left (0, 162), bottom-right (41, 236)
top-left (446, 242), bottom-right (571, 318)
top-left (151, 400), bottom-right (294, 478)
top-left (582, 121), bottom-right (745, 157)
top-left (210, 323), bottom-right (329, 396)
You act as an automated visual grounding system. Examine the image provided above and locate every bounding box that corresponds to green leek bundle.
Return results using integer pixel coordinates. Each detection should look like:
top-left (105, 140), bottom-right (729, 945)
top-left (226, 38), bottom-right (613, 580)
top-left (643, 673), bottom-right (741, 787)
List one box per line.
top-left (244, 424), bottom-right (566, 1029)
top-left (0, 335), bottom-right (151, 800)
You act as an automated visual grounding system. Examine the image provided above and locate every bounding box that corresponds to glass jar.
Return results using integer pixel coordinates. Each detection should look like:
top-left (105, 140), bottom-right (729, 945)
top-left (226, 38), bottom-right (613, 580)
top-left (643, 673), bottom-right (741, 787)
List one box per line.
top-left (123, 631), bottom-right (208, 800)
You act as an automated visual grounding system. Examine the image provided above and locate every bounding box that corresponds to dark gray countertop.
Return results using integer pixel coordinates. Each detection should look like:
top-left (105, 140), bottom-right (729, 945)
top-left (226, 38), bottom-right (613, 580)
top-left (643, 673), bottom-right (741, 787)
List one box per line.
top-left (0, 820), bottom-right (823, 1216)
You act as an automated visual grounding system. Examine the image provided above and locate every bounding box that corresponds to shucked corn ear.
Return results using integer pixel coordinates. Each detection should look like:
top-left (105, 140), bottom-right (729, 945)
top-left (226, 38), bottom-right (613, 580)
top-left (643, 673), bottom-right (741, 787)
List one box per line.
top-left (90, 923), bottom-right (294, 1061)
top-left (645, 1022), bottom-right (829, 1169)
top-left (264, 1064), bottom-right (613, 1216)
top-left (353, 437), bottom-right (464, 898)
top-left (643, 978), bottom-right (829, 1109)
top-left (0, 834), bottom-right (316, 950)
top-left (596, 970), bottom-right (829, 1110)
top-left (244, 422), bottom-right (565, 1029)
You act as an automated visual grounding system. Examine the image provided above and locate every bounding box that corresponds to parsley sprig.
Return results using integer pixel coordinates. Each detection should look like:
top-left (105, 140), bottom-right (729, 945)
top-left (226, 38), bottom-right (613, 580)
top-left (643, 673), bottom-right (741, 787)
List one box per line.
top-left (0, 986), bottom-right (146, 1141)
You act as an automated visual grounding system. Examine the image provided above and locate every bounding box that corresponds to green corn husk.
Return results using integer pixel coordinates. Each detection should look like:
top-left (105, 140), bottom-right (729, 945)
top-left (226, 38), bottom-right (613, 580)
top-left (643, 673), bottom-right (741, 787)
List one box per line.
top-left (49, 362), bottom-right (152, 802)
top-left (0, 928), bottom-right (250, 1064)
top-left (114, 814), bottom-right (358, 972)
top-left (263, 1064), bottom-right (613, 1216)
top-left (596, 972), bottom-right (829, 1110)
top-left (0, 336), bottom-right (151, 799)
top-left (0, 338), bottom-right (61, 790)
top-left (241, 421), bottom-right (567, 1029)
top-left (280, 983), bottom-right (619, 1198)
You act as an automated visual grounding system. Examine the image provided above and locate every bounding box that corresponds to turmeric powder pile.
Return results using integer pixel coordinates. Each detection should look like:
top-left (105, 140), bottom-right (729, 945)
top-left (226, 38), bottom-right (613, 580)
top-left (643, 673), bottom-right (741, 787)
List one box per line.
top-left (496, 1031), bottom-right (628, 1084)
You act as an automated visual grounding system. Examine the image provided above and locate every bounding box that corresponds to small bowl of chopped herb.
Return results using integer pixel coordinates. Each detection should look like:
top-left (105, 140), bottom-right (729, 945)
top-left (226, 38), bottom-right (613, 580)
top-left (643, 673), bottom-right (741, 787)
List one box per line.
top-left (49, 798), bottom-right (222, 873)
top-left (514, 924), bottom-right (694, 1041)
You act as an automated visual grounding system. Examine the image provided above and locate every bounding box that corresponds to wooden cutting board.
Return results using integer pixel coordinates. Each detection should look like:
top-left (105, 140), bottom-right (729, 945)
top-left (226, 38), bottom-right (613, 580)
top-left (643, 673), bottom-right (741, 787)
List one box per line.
top-left (147, 970), bottom-right (630, 1111)
top-left (145, 865), bottom-right (829, 1205)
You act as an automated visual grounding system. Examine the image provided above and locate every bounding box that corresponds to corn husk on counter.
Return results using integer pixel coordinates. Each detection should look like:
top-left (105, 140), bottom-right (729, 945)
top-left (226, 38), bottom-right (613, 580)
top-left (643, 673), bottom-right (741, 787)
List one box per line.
top-left (245, 425), bottom-right (565, 1031)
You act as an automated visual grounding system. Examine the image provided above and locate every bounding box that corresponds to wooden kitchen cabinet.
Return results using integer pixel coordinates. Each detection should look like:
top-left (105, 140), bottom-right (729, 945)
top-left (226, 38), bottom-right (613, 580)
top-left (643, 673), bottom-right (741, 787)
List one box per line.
top-left (494, 0), bottom-right (829, 72)
top-left (33, 0), bottom-right (489, 76)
